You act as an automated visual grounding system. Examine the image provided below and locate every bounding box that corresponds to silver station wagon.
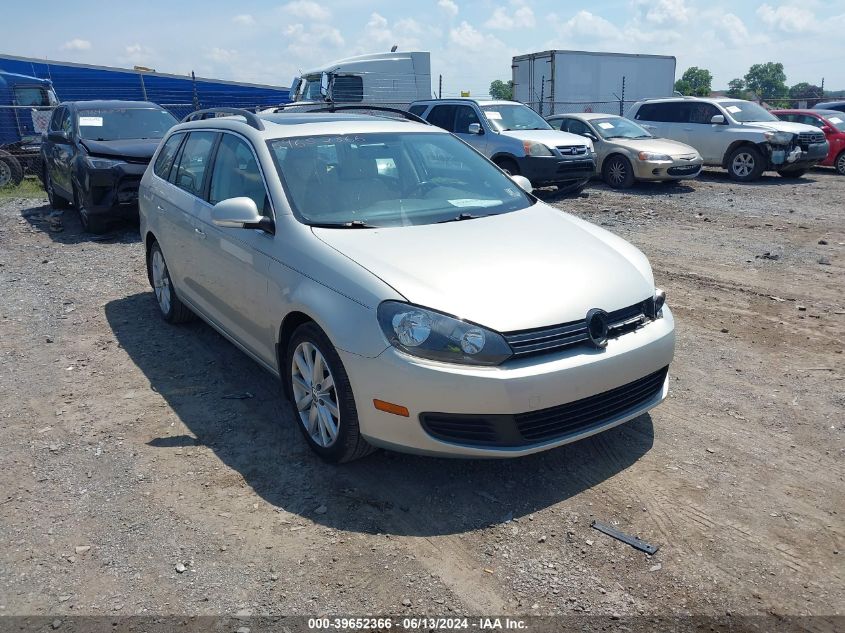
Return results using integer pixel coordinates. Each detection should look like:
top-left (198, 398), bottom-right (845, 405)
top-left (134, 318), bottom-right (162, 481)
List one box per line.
top-left (139, 108), bottom-right (675, 462)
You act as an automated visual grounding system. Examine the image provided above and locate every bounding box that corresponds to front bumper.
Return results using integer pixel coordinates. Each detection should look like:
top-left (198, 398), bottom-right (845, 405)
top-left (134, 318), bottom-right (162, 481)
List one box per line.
top-left (518, 154), bottom-right (597, 186)
top-left (769, 141), bottom-right (829, 169)
top-left (340, 306), bottom-right (675, 458)
top-left (633, 156), bottom-right (703, 181)
top-left (77, 161), bottom-right (148, 216)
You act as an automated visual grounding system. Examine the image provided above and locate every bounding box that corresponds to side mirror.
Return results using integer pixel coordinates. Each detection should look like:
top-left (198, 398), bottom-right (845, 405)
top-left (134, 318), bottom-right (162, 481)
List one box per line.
top-left (320, 72), bottom-right (330, 100)
top-left (821, 125), bottom-right (834, 135)
top-left (710, 114), bottom-right (726, 124)
top-left (467, 122), bottom-right (483, 135)
top-left (584, 132), bottom-right (598, 142)
top-left (48, 130), bottom-right (69, 143)
top-left (510, 174), bottom-right (533, 194)
top-left (211, 197), bottom-right (274, 234)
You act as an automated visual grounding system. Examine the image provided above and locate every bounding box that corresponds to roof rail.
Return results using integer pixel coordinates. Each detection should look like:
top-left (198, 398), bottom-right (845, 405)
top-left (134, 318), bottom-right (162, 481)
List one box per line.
top-left (266, 103), bottom-right (428, 125)
top-left (182, 107), bottom-right (264, 131)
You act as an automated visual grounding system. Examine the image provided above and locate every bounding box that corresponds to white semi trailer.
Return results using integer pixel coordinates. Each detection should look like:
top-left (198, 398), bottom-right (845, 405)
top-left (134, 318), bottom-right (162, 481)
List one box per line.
top-left (512, 50), bottom-right (677, 116)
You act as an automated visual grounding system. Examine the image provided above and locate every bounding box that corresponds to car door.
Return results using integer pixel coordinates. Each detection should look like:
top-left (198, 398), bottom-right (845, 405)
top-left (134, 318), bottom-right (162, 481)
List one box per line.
top-left (452, 104), bottom-right (488, 154)
top-left (192, 132), bottom-right (277, 366)
top-left (48, 107), bottom-right (75, 197)
top-left (564, 118), bottom-right (606, 165)
top-left (156, 130), bottom-right (218, 312)
top-left (146, 131), bottom-right (187, 272)
top-left (683, 102), bottom-right (724, 163)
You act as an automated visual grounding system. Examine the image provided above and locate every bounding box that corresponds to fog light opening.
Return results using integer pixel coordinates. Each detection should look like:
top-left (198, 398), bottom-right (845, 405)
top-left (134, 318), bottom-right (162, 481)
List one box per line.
top-left (373, 399), bottom-right (410, 417)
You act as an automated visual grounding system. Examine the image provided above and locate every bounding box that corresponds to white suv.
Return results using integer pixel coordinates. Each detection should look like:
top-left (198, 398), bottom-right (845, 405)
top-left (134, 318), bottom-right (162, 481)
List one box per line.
top-left (627, 97), bottom-right (829, 181)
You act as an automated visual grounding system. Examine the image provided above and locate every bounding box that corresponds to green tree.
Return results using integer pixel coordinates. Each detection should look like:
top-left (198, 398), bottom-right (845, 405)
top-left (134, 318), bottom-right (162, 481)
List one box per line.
top-left (674, 66), bottom-right (713, 96)
top-left (726, 78), bottom-right (748, 99)
top-left (788, 82), bottom-right (824, 106)
top-left (743, 62), bottom-right (788, 103)
top-left (489, 79), bottom-right (513, 100)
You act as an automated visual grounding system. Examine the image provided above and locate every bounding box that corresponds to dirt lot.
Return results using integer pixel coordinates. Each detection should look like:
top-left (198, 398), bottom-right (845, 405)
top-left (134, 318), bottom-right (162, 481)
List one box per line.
top-left (0, 168), bottom-right (842, 626)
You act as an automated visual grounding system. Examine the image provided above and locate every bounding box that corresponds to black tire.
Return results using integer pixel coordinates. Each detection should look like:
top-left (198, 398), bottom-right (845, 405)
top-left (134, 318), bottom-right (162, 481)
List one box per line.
top-left (602, 154), bottom-right (636, 189)
top-left (73, 184), bottom-right (108, 234)
top-left (146, 241), bottom-right (194, 324)
top-left (726, 145), bottom-right (765, 182)
top-left (494, 157), bottom-right (520, 176)
top-left (44, 168), bottom-right (71, 209)
top-left (0, 151), bottom-right (23, 189)
top-left (285, 322), bottom-right (375, 463)
top-left (556, 179), bottom-right (588, 195)
top-left (834, 151), bottom-right (845, 176)
top-left (777, 168), bottom-right (807, 179)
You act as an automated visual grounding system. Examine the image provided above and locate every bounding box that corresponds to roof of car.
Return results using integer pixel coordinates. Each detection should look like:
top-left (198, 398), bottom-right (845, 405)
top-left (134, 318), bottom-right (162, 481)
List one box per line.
top-left (547, 112), bottom-right (621, 121)
top-left (411, 98), bottom-right (518, 107)
top-left (64, 100), bottom-right (163, 109)
top-left (633, 96), bottom-right (743, 106)
top-left (816, 101), bottom-right (845, 108)
top-left (774, 109), bottom-right (842, 119)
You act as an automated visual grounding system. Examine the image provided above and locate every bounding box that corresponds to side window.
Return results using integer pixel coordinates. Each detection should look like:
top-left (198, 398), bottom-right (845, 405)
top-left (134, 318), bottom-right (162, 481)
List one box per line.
top-left (208, 134), bottom-right (270, 214)
top-left (61, 109), bottom-right (73, 135)
top-left (567, 119), bottom-right (591, 136)
top-left (427, 105), bottom-right (457, 131)
top-left (453, 105), bottom-right (481, 133)
top-left (332, 75), bottom-right (363, 102)
top-left (636, 103), bottom-right (681, 122)
top-left (634, 104), bottom-right (656, 121)
top-left (800, 115), bottom-right (824, 128)
top-left (153, 133), bottom-right (185, 180)
top-left (49, 107), bottom-right (65, 132)
top-left (687, 103), bottom-right (720, 124)
top-left (408, 104), bottom-right (427, 117)
top-left (776, 114), bottom-right (795, 123)
top-left (171, 131), bottom-right (217, 197)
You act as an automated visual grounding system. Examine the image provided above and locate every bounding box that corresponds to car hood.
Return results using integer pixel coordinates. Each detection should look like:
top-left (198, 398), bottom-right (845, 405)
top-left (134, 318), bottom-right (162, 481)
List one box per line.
top-left (500, 128), bottom-right (593, 149)
top-left (312, 203), bottom-right (655, 332)
top-left (737, 120), bottom-right (820, 134)
top-left (80, 138), bottom-right (161, 161)
top-left (608, 137), bottom-right (700, 157)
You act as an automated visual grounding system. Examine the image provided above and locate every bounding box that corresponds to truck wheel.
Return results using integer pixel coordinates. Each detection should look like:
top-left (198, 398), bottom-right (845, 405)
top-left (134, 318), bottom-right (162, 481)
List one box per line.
top-left (494, 157), bottom-right (520, 176)
top-left (603, 155), bottom-right (635, 189)
top-left (727, 145), bottom-right (765, 182)
top-left (45, 169), bottom-right (71, 209)
top-left (0, 151), bottom-right (23, 189)
top-left (835, 151), bottom-right (845, 176)
top-left (73, 185), bottom-right (108, 234)
top-left (286, 322), bottom-right (375, 463)
top-left (777, 168), bottom-right (807, 179)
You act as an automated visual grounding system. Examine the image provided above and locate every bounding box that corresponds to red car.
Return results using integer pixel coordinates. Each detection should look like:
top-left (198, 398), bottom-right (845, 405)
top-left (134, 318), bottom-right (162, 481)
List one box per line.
top-left (773, 109), bottom-right (845, 175)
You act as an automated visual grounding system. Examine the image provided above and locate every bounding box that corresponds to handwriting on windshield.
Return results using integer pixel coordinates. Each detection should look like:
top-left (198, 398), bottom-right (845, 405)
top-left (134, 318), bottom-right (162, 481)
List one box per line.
top-left (274, 135), bottom-right (367, 149)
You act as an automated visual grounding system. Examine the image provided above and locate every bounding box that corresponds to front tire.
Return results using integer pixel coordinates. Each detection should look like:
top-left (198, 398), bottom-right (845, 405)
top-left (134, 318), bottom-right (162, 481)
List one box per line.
top-left (835, 151), bottom-right (845, 176)
top-left (777, 168), bottom-right (807, 179)
top-left (494, 157), bottom-right (520, 176)
top-left (146, 241), bottom-right (193, 324)
top-left (727, 145), bottom-right (765, 182)
top-left (44, 169), bottom-right (70, 209)
top-left (286, 322), bottom-right (374, 463)
top-left (603, 155), bottom-right (635, 189)
top-left (556, 179), bottom-right (588, 195)
top-left (73, 185), bottom-right (108, 234)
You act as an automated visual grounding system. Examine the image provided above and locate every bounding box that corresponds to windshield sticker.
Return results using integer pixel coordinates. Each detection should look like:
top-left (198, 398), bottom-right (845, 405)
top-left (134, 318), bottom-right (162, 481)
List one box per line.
top-left (484, 111), bottom-right (502, 120)
top-left (79, 116), bottom-right (104, 127)
top-left (726, 106), bottom-right (742, 114)
top-left (597, 122), bottom-right (614, 129)
top-left (272, 135), bottom-right (366, 149)
top-left (829, 117), bottom-right (843, 124)
top-left (448, 199), bottom-right (502, 208)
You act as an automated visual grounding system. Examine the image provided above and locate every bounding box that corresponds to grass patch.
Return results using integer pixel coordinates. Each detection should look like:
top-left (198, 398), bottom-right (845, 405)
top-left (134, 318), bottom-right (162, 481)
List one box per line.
top-left (0, 176), bottom-right (46, 199)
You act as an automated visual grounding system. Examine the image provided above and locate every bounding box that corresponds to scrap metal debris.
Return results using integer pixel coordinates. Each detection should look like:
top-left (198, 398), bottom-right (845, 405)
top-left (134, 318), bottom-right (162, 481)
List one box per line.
top-left (590, 520), bottom-right (659, 555)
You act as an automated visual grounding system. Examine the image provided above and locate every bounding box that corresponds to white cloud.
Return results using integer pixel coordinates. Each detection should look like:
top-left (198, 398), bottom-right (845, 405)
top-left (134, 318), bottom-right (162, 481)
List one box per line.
top-left (61, 38), bottom-right (91, 51)
top-left (449, 21), bottom-right (505, 51)
top-left (282, 0), bottom-right (331, 21)
top-left (207, 47), bottom-right (239, 63)
top-left (232, 14), bottom-right (256, 26)
top-left (635, 0), bottom-right (690, 26)
top-left (485, 5), bottom-right (535, 30)
top-left (437, 0), bottom-right (458, 17)
top-left (551, 10), bottom-right (621, 41)
top-left (756, 4), bottom-right (817, 33)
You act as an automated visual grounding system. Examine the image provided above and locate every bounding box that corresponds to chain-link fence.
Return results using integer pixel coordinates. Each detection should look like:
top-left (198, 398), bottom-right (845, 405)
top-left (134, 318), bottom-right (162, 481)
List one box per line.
top-left (523, 100), bottom-right (638, 117)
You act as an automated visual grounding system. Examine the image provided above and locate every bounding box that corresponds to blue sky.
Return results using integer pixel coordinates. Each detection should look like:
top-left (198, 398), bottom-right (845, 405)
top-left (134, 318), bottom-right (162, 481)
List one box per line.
top-left (2, 0), bottom-right (844, 94)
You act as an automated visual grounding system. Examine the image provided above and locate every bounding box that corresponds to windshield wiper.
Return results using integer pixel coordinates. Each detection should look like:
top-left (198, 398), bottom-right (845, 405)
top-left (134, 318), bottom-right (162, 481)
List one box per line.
top-left (310, 220), bottom-right (377, 229)
top-left (436, 212), bottom-right (486, 224)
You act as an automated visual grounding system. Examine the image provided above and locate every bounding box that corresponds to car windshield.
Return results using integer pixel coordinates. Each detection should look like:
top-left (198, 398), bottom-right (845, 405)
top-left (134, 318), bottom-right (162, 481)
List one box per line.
top-left (591, 117), bottom-right (652, 139)
top-left (721, 101), bottom-right (778, 123)
top-left (268, 132), bottom-right (534, 228)
top-left (77, 108), bottom-right (178, 141)
top-left (481, 104), bottom-right (551, 131)
top-left (298, 75), bottom-right (323, 101)
top-left (819, 111), bottom-right (845, 132)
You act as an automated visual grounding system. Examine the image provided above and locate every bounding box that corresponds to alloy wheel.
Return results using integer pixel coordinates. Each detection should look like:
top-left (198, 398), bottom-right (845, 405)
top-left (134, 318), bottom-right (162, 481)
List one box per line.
top-left (731, 152), bottom-right (755, 178)
top-left (837, 153), bottom-right (845, 175)
top-left (150, 248), bottom-right (172, 315)
top-left (291, 341), bottom-right (340, 448)
top-left (608, 159), bottom-right (626, 185)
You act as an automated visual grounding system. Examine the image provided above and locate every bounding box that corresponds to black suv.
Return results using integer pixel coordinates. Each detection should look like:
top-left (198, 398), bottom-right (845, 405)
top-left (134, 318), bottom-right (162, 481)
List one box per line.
top-left (41, 100), bottom-right (177, 233)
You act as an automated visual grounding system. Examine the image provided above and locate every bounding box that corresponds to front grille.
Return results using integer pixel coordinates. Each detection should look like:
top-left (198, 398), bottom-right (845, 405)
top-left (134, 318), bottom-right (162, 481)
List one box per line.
top-left (798, 131), bottom-right (825, 145)
top-left (556, 160), bottom-right (594, 173)
top-left (504, 300), bottom-right (654, 359)
top-left (557, 145), bottom-right (589, 156)
top-left (668, 165), bottom-right (701, 176)
top-left (419, 366), bottom-right (668, 447)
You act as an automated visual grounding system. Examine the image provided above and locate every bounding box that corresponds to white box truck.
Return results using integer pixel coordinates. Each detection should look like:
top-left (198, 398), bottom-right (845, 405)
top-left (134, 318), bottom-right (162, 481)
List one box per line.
top-left (512, 50), bottom-right (676, 117)
top-left (279, 51), bottom-right (432, 111)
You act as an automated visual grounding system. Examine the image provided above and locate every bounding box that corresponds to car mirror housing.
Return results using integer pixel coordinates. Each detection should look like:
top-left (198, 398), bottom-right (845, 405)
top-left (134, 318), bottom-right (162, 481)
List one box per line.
top-left (710, 114), bottom-right (726, 125)
top-left (211, 197), bottom-right (274, 233)
top-left (467, 122), bottom-right (483, 135)
top-left (510, 174), bottom-right (533, 194)
top-left (821, 125), bottom-right (834, 134)
top-left (47, 130), bottom-right (69, 143)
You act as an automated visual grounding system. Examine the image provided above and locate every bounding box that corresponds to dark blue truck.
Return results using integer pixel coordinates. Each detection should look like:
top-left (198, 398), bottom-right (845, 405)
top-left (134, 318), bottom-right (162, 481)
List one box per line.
top-left (0, 70), bottom-right (58, 186)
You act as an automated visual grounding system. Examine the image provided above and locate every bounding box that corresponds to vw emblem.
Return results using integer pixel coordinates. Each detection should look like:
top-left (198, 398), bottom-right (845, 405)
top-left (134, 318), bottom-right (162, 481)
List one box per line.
top-left (586, 308), bottom-right (609, 348)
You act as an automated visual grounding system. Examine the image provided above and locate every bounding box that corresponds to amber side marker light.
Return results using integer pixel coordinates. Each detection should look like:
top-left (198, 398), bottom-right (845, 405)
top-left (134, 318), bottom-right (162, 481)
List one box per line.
top-left (373, 399), bottom-right (410, 417)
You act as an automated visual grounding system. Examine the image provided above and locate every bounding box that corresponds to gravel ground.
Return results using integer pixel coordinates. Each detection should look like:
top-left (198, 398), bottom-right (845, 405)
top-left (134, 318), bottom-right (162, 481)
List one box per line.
top-left (0, 168), bottom-right (842, 625)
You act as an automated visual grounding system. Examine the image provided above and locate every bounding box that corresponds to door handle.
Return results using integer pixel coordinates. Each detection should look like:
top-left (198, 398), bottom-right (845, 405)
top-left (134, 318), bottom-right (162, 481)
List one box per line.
top-left (156, 204), bottom-right (165, 212)
top-left (194, 227), bottom-right (206, 239)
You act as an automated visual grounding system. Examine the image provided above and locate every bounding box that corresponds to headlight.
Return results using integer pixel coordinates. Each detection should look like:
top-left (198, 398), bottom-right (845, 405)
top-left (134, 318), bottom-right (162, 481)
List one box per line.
top-left (377, 301), bottom-right (512, 366)
top-left (85, 156), bottom-right (124, 169)
top-left (764, 131), bottom-right (793, 145)
top-left (643, 289), bottom-right (666, 320)
top-left (522, 141), bottom-right (553, 157)
top-left (637, 151), bottom-right (672, 161)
